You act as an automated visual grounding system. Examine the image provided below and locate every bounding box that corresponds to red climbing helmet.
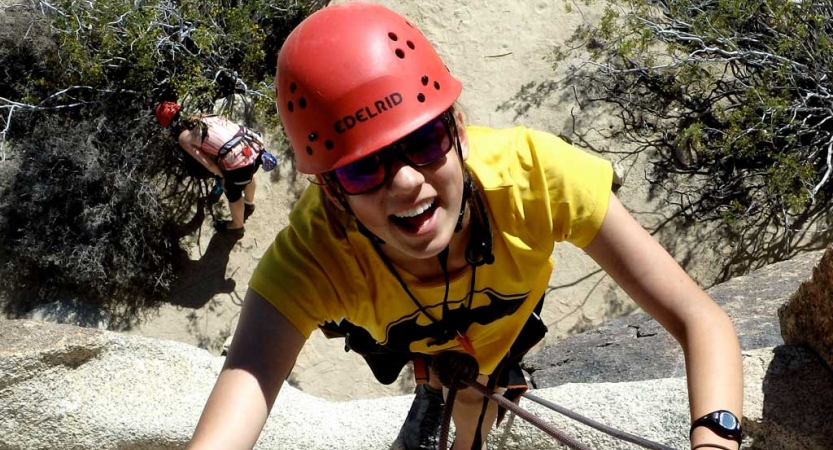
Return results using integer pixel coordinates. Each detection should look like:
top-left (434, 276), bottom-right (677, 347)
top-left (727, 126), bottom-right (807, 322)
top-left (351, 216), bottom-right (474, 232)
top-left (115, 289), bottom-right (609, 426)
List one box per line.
top-left (276, 2), bottom-right (463, 174)
top-left (155, 101), bottom-right (181, 128)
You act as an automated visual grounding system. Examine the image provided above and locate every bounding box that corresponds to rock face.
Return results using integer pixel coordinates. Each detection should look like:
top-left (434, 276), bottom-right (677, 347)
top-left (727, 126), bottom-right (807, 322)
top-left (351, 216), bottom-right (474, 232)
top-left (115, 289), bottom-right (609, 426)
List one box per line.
top-left (523, 249), bottom-right (833, 449)
top-left (523, 249), bottom-right (824, 386)
top-left (2, 316), bottom-right (830, 450)
top-left (1, 251), bottom-right (832, 449)
top-left (779, 245), bottom-right (833, 371)
top-left (506, 346), bottom-right (832, 450)
top-left (0, 318), bottom-right (407, 450)
top-left (0, 320), bottom-right (218, 450)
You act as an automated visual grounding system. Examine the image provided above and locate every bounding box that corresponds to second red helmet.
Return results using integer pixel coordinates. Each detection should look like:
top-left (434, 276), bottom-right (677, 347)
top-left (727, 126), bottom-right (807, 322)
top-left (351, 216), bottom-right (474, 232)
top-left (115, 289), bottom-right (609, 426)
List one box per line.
top-left (276, 2), bottom-right (463, 174)
top-left (155, 101), bottom-right (181, 128)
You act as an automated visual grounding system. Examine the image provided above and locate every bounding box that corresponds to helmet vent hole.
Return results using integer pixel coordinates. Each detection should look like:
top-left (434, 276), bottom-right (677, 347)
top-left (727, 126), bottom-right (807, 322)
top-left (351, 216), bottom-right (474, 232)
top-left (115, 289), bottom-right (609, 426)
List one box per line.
top-left (287, 101), bottom-right (294, 112)
top-left (299, 97), bottom-right (307, 109)
top-left (421, 75), bottom-right (429, 86)
top-left (395, 49), bottom-right (405, 59)
top-left (308, 132), bottom-right (318, 141)
top-left (325, 140), bottom-right (334, 150)
top-left (434, 81), bottom-right (441, 90)
top-left (290, 82), bottom-right (297, 93)
top-left (407, 41), bottom-right (415, 50)
top-left (306, 146), bottom-right (313, 155)
top-left (417, 93), bottom-right (426, 103)
top-left (388, 32), bottom-right (398, 41)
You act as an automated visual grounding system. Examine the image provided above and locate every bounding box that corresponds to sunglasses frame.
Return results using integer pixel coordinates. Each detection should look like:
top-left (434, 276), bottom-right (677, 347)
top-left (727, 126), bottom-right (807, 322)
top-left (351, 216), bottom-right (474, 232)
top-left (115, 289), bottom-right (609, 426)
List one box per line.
top-left (330, 109), bottom-right (458, 196)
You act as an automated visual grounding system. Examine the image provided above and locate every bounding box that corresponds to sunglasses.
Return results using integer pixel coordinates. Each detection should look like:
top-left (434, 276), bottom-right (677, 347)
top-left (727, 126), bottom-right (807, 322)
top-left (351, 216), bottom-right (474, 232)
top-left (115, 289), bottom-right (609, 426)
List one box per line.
top-left (332, 110), bottom-right (456, 195)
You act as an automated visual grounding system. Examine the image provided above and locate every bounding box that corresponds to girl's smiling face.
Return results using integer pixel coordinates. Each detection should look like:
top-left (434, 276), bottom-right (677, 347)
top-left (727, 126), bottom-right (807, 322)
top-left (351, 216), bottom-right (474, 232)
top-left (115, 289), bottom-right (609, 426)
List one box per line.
top-left (342, 112), bottom-right (469, 263)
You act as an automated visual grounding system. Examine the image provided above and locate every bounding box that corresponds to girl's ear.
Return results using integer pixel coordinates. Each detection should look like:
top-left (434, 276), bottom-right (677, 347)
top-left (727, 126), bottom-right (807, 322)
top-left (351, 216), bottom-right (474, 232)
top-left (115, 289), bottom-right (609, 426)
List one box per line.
top-left (315, 174), bottom-right (346, 211)
top-left (454, 109), bottom-right (469, 161)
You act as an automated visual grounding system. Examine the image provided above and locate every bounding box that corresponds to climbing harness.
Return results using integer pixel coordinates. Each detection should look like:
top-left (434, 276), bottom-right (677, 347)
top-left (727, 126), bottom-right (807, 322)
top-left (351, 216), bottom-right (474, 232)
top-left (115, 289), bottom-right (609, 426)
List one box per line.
top-left (430, 351), bottom-right (678, 450)
top-left (213, 124), bottom-right (275, 171)
top-left (197, 117), bottom-right (278, 172)
top-left (214, 125), bottom-right (248, 163)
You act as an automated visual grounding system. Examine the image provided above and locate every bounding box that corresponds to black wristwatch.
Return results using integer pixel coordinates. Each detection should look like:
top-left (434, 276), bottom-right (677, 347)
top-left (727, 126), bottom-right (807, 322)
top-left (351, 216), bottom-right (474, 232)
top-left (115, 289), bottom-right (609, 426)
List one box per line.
top-left (689, 410), bottom-right (743, 444)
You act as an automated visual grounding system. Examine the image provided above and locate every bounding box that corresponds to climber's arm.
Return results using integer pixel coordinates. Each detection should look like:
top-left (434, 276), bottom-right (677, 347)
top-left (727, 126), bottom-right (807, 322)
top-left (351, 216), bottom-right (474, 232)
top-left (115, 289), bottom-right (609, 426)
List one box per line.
top-left (583, 193), bottom-right (743, 450)
top-left (187, 289), bottom-right (306, 450)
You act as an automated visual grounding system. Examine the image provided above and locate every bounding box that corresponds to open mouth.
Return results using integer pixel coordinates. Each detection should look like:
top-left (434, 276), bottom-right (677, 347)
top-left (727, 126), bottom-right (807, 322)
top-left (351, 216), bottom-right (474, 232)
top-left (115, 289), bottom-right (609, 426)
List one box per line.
top-left (390, 199), bottom-right (438, 232)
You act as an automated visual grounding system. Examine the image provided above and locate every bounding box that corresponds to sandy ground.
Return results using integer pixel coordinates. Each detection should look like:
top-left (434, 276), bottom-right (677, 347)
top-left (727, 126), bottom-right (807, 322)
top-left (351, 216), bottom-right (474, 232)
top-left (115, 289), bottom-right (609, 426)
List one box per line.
top-left (124, 0), bottom-right (832, 401)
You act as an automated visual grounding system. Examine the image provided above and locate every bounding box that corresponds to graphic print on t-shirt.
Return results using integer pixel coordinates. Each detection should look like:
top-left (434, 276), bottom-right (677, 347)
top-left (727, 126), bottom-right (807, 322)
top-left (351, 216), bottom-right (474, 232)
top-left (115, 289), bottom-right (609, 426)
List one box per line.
top-left (381, 287), bottom-right (529, 352)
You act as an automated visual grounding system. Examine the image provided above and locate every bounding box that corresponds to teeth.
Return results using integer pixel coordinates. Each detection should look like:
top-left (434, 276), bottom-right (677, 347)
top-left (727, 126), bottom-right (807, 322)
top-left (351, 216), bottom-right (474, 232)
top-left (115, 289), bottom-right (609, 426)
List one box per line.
top-left (394, 200), bottom-right (434, 218)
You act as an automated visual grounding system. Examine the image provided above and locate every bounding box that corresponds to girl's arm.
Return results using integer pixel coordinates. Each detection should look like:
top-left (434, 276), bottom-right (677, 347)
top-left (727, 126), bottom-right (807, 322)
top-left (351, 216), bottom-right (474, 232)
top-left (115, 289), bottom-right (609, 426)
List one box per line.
top-left (187, 289), bottom-right (306, 450)
top-left (583, 193), bottom-right (743, 450)
top-left (178, 129), bottom-right (224, 177)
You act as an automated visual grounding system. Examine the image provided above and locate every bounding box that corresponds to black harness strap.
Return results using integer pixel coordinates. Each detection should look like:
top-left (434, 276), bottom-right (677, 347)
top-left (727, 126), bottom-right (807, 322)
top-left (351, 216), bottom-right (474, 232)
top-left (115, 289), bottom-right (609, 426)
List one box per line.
top-left (215, 126), bottom-right (248, 164)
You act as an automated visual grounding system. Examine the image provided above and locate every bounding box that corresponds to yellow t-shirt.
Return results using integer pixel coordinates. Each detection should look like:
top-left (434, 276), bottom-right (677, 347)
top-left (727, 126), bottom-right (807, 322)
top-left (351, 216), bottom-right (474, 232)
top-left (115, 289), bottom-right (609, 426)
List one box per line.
top-left (250, 126), bottom-right (613, 375)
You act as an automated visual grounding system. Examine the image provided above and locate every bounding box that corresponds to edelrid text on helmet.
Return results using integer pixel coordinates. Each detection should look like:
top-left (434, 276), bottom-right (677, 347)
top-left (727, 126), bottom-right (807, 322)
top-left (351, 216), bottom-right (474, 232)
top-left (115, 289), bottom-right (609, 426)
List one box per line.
top-left (334, 92), bottom-right (404, 135)
top-left (275, 2), bottom-right (462, 174)
top-left (155, 101), bottom-right (181, 128)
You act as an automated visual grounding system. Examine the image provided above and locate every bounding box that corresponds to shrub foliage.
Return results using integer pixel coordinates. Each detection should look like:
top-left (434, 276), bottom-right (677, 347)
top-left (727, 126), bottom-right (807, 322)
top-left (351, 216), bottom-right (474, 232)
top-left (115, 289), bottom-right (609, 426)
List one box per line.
top-left (0, 0), bottom-right (325, 318)
top-left (556, 0), bottom-right (833, 230)
top-left (1, 114), bottom-right (179, 315)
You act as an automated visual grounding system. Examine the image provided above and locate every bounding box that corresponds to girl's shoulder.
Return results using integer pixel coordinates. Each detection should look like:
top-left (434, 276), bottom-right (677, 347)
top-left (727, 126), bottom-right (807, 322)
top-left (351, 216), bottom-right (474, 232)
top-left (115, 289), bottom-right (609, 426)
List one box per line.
top-left (467, 125), bottom-right (588, 167)
top-left (466, 124), bottom-right (606, 189)
top-left (466, 125), bottom-right (570, 151)
top-left (465, 125), bottom-right (547, 181)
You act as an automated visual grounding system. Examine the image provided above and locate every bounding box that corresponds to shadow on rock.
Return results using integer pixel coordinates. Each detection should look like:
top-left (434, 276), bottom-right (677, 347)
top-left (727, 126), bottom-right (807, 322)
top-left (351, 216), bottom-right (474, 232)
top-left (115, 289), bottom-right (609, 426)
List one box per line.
top-left (168, 230), bottom-right (241, 309)
top-left (747, 345), bottom-right (833, 450)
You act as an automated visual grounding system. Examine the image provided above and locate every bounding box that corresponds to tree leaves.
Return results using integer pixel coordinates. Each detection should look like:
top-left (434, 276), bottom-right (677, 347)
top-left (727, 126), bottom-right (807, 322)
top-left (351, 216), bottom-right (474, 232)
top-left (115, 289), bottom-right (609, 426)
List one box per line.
top-left (557, 0), bottom-right (833, 229)
top-left (0, 0), bottom-right (324, 316)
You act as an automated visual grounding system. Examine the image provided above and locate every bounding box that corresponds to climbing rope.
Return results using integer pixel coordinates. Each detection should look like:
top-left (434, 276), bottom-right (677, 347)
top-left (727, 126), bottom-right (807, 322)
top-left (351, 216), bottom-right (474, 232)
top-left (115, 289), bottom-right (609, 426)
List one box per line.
top-left (431, 351), bottom-right (679, 450)
top-left (438, 378), bottom-right (458, 450)
top-left (433, 352), bottom-right (591, 450)
top-left (522, 391), bottom-right (676, 450)
top-left (463, 379), bottom-right (593, 450)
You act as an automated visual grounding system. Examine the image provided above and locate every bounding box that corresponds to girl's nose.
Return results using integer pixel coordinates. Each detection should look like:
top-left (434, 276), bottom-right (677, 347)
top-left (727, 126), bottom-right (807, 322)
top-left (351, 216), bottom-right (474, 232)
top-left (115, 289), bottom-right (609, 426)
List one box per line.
top-left (388, 159), bottom-right (424, 195)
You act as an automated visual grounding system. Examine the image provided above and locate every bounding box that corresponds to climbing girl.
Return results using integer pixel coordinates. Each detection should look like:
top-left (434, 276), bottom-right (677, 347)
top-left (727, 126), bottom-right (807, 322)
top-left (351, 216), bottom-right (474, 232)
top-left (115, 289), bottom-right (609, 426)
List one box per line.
top-left (187, 3), bottom-right (743, 450)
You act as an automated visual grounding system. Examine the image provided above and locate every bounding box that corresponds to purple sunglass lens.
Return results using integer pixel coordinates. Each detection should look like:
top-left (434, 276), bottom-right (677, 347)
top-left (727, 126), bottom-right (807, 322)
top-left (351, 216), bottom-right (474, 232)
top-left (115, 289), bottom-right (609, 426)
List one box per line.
top-left (403, 117), bottom-right (452, 165)
top-left (334, 153), bottom-right (386, 194)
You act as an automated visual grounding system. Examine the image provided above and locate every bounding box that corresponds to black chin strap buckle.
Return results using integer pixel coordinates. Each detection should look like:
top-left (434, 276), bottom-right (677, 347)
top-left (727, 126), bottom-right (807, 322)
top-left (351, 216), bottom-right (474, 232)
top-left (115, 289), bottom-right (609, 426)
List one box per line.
top-left (466, 241), bottom-right (495, 266)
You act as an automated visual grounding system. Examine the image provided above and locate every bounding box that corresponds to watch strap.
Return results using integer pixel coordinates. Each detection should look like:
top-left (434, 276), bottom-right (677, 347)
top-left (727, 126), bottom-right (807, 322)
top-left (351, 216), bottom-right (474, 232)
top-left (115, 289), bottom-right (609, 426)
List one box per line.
top-left (690, 410), bottom-right (742, 444)
top-left (691, 444), bottom-right (733, 450)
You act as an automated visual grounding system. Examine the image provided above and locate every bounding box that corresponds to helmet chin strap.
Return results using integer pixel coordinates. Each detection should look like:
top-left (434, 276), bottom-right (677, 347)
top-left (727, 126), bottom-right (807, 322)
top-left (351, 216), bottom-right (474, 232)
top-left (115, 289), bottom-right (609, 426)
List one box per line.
top-left (462, 168), bottom-right (495, 267)
top-left (454, 173), bottom-right (470, 233)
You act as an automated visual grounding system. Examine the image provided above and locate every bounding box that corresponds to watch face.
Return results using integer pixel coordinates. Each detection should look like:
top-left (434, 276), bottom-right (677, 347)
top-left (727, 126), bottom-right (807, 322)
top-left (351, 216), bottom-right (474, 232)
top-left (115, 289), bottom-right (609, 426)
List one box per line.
top-left (717, 411), bottom-right (739, 430)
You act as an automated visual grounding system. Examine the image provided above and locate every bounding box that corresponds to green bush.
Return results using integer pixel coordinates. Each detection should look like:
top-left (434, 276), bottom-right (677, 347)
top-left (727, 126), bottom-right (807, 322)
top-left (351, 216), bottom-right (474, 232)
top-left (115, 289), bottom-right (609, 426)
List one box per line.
top-left (0, 113), bottom-right (179, 317)
top-left (554, 0), bottom-right (833, 229)
top-left (0, 0), bottom-right (326, 318)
